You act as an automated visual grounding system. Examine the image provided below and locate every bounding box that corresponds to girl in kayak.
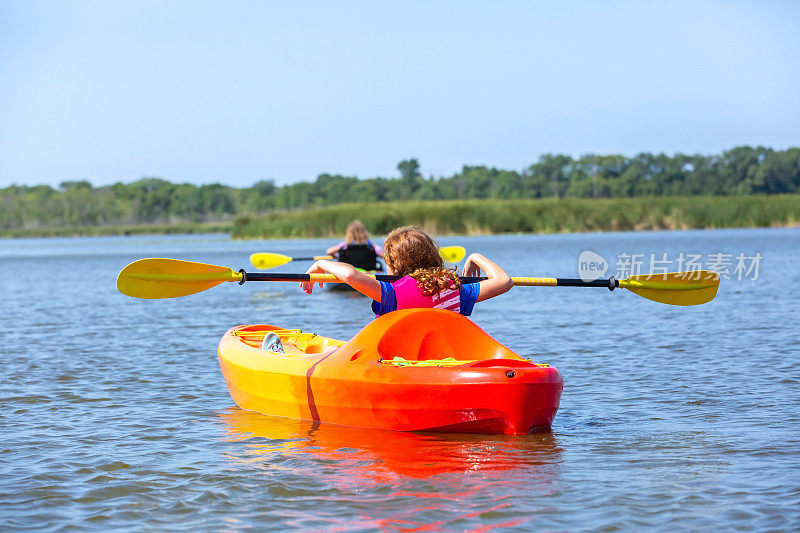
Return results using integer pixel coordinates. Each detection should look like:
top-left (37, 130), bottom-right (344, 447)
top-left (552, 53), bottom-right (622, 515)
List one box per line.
top-left (300, 226), bottom-right (512, 316)
top-left (325, 220), bottom-right (384, 272)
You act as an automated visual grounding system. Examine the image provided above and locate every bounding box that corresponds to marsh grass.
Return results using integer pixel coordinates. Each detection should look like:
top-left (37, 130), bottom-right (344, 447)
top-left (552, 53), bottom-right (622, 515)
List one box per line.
top-left (5, 195), bottom-right (797, 238)
top-left (231, 195), bottom-right (800, 238)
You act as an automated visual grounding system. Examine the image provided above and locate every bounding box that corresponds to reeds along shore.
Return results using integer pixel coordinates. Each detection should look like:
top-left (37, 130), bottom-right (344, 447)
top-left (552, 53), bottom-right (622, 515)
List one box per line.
top-left (231, 195), bottom-right (800, 238)
top-left (3, 195), bottom-right (798, 238)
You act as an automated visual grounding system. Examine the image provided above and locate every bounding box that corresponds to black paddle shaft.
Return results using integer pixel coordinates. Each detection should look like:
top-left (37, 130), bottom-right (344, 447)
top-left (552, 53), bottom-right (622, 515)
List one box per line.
top-left (557, 277), bottom-right (619, 290)
top-left (239, 271), bottom-right (485, 284)
top-left (239, 270), bottom-right (619, 290)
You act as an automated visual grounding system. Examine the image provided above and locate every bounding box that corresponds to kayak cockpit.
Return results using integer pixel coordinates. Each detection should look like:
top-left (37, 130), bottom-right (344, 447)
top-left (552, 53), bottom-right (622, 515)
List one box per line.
top-left (230, 325), bottom-right (344, 356)
top-left (230, 309), bottom-right (543, 367)
top-left (361, 308), bottom-right (527, 363)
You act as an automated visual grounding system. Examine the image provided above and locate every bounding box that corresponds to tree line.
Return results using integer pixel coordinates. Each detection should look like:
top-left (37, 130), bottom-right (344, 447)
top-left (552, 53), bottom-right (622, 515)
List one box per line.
top-left (2, 145), bottom-right (798, 230)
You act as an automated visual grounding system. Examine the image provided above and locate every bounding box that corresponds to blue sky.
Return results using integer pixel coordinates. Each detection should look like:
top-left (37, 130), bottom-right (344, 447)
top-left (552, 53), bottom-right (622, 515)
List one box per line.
top-left (1, 1), bottom-right (798, 188)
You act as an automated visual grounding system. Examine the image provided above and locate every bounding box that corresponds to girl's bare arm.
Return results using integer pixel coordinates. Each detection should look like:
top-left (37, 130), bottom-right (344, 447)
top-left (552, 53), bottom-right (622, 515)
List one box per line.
top-left (462, 253), bottom-right (513, 302)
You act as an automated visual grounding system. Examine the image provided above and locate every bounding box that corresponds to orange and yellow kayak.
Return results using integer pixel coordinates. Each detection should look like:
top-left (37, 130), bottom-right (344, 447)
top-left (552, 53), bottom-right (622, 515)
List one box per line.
top-left (217, 308), bottom-right (563, 435)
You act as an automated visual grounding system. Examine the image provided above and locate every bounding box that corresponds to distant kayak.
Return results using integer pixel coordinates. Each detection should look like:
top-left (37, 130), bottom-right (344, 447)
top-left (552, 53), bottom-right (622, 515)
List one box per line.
top-left (217, 308), bottom-right (563, 434)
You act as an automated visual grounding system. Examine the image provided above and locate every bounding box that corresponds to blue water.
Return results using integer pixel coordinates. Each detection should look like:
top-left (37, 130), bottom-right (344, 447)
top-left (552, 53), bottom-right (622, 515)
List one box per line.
top-left (1, 228), bottom-right (799, 530)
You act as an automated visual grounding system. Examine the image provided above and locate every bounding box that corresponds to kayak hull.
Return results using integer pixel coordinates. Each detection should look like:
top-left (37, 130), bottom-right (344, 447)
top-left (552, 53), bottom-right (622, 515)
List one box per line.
top-left (218, 309), bottom-right (563, 435)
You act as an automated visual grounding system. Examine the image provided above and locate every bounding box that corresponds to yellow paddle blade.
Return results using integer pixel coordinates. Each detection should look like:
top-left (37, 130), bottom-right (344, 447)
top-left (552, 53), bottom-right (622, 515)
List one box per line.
top-left (250, 252), bottom-right (292, 270)
top-left (250, 253), bottom-right (334, 270)
top-left (439, 246), bottom-right (466, 263)
top-left (619, 270), bottom-right (720, 306)
top-left (117, 258), bottom-right (242, 299)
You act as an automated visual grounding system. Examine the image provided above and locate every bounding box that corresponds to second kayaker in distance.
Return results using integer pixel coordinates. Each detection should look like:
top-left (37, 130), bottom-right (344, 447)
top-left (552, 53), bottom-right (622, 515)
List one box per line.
top-left (301, 226), bottom-right (513, 316)
top-left (326, 220), bottom-right (384, 272)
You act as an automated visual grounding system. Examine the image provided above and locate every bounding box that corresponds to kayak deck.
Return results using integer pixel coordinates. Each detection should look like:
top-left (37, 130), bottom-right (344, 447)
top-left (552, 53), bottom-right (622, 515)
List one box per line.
top-left (218, 308), bottom-right (563, 435)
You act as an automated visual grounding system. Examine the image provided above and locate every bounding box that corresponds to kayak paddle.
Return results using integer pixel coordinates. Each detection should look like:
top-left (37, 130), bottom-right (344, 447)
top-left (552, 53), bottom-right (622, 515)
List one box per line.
top-left (251, 253), bottom-right (333, 269)
top-left (438, 246), bottom-right (467, 263)
top-left (250, 245), bottom-right (467, 270)
top-left (117, 258), bottom-right (719, 305)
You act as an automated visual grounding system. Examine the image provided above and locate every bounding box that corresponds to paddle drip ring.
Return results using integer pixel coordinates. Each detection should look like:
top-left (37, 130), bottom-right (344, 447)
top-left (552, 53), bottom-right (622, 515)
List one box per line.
top-left (238, 269), bottom-right (247, 285)
top-left (608, 276), bottom-right (616, 291)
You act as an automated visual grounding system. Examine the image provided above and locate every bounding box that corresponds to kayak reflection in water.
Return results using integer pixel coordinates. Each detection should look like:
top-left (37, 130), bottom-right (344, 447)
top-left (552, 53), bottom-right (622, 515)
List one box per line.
top-left (325, 220), bottom-right (385, 272)
top-left (219, 408), bottom-right (563, 481)
top-left (301, 226), bottom-right (513, 317)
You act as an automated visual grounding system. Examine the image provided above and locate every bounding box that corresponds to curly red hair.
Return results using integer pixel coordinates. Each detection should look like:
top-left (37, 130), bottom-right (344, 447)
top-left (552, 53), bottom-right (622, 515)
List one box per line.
top-left (383, 226), bottom-right (461, 296)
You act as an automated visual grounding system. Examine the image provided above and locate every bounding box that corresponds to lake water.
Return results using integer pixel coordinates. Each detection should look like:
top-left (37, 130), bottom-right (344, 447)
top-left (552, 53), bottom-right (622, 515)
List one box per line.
top-left (1, 228), bottom-right (799, 530)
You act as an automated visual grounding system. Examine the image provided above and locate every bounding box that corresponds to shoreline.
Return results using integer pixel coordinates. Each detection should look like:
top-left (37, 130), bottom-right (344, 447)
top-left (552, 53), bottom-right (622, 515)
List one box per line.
top-left (0, 221), bottom-right (233, 239)
top-left (4, 224), bottom-right (799, 241)
top-left (3, 195), bottom-right (798, 239)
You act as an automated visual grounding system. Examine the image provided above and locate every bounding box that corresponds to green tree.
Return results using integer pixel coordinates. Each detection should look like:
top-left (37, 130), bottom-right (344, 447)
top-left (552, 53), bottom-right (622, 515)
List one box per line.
top-left (397, 159), bottom-right (422, 195)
